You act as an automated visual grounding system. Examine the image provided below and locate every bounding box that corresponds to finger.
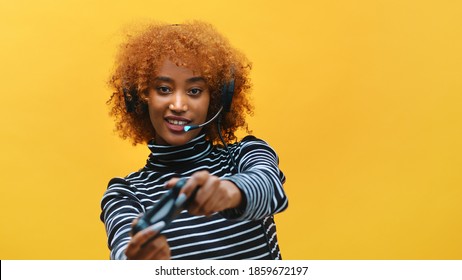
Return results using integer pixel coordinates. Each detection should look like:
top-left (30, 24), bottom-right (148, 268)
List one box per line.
top-left (130, 213), bottom-right (144, 227)
top-left (182, 177), bottom-right (209, 215)
top-left (194, 176), bottom-right (221, 213)
top-left (200, 194), bottom-right (227, 216)
top-left (165, 177), bottom-right (180, 189)
top-left (126, 221), bottom-right (166, 259)
top-left (180, 171), bottom-right (208, 198)
top-left (201, 195), bottom-right (224, 216)
top-left (128, 221), bottom-right (165, 250)
top-left (142, 235), bottom-right (170, 259)
top-left (129, 212), bottom-right (155, 238)
top-left (158, 242), bottom-right (171, 260)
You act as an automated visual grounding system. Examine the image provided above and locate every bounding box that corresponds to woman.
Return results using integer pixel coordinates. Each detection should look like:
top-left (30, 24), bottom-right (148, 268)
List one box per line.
top-left (100, 21), bottom-right (288, 260)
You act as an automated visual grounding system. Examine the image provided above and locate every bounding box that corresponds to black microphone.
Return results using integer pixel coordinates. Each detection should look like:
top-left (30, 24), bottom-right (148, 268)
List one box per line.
top-left (183, 107), bottom-right (223, 132)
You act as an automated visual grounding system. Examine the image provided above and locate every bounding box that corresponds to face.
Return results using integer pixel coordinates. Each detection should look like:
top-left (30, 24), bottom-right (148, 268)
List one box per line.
top-left (147, 60), bottom-right (210, 146)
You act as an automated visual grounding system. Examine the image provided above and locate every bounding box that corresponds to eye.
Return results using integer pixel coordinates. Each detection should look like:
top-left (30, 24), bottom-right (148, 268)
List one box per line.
top-left (189, 88), bottom-right (202, 96)
top-left (156, 86), bottom-right (171, 94)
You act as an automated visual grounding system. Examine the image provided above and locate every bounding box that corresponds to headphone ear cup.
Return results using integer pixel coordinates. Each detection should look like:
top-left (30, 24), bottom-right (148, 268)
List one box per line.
top-left (123, 87), bottom-right (136, 113)
top-left (221, 78), bottom-right (235, 113)
top-left (123, 87), bottom-right (147, 113)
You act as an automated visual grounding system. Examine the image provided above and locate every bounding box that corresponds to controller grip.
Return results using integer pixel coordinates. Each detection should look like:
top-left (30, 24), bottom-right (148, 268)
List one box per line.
top-left (131, 178), bottom-right (188, 235)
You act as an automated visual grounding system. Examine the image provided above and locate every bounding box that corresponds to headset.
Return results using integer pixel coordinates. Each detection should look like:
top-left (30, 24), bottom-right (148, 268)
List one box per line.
top-left (123, 86), bottom-right (142, 113)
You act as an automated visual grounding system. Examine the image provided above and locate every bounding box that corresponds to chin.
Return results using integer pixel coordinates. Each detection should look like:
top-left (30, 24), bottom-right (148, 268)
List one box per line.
top-left (162, 134), bottom-right (195, 146)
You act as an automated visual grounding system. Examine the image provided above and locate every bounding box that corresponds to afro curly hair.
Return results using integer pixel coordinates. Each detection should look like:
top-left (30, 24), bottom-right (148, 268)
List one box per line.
top-left (107, 20), bottom-right (254, 145)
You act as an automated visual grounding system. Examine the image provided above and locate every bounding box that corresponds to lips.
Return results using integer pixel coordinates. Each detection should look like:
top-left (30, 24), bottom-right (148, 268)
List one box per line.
top-left (164, 116), bottom-right (191, 132)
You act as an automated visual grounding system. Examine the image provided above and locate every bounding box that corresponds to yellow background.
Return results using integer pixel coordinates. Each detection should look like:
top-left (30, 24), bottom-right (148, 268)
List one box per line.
top-left (1, 0), bottom-right (461, 259)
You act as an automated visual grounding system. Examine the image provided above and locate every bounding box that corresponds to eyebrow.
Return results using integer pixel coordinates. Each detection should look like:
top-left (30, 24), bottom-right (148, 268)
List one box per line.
top-left (153, 76), bottom-right (206, 84)
top-left (187, 76), bottom-right (206, 83)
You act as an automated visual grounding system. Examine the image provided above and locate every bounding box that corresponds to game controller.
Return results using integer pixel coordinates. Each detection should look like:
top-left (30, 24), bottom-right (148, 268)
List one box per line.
top-left (131, 178), bottom-right (196, 236)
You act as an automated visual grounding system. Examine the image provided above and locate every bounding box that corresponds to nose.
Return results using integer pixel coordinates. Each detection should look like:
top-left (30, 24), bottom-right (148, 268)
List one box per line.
top-left (169, 92), bottom-right (188, 112)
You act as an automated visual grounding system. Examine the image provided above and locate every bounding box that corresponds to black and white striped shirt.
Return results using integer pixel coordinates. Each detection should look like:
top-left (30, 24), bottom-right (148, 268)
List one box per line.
top-left (100, 134), bottom-right (288, 259)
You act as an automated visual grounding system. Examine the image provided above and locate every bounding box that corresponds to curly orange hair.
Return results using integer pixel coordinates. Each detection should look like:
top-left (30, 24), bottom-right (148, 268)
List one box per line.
top-left (107, 21), bottom-right (254, 145)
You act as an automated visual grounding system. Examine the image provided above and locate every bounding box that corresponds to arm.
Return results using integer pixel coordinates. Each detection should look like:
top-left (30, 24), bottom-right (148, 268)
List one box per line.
top-left (166, 136), bottom-right (288, 220)
top-left (221, 136), bottom-right (288, 220)
top-left (100, 178), bottom-right (170, 259)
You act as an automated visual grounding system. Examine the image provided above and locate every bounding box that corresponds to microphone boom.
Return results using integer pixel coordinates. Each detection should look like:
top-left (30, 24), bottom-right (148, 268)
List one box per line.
top-left (183, 107), bottom-right (223, 132)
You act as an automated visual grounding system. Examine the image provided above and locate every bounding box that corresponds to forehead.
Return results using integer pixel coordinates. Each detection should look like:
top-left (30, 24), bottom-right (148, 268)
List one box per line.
top-left (153, 59), bottom-right (207, 83)
top-left (157, 60), bottom-right (197, 75)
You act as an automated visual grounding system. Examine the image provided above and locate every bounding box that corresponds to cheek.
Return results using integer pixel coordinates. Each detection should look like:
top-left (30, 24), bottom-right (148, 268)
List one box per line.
top-left (150, 110), bottom-right (161, 122)
top-left (147, 100), bottom-right (164, 125)
top-left (201, 94), bottom-right (211, 117)
top-left (199, 101), bottom-right (210, 120)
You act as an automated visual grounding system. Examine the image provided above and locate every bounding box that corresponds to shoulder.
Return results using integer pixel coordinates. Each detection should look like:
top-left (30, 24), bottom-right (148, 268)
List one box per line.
top-left (103, 170), bottom-right (162, 208)
top-left (229, 135), bottom-right (270, 148)
top-left (226, 135), bottom-right (280, 164)
top-left (107, 171), bottom-right (141, 187)
top-left (106, 169), bottom-right (155, 192)
top-left (231, 135), bottom-right (277, 153)
top-left (104, 176), bottom-right (138, 199)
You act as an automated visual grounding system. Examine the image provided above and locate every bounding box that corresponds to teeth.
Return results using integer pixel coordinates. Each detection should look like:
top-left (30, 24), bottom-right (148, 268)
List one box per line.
top-left (168, 119), bottom-right (188, 126)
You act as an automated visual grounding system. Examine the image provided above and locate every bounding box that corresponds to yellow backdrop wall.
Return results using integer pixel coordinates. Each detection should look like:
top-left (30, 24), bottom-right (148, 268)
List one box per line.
top-left (1, 0), bottom-right (461, 259)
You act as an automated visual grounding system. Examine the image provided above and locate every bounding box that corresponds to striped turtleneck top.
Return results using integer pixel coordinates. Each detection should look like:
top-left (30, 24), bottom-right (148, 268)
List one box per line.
top-left (100, 134), bottom-right (288, 260)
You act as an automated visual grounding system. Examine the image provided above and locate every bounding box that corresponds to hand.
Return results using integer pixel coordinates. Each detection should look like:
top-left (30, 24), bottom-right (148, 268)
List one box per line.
top-left (166, 171), bottom-right (243, 216)
top-left (125, 217), bottom-right (171, 260)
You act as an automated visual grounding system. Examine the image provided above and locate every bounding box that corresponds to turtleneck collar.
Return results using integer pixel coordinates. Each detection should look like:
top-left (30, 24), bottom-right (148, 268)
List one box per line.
top-left (144, 134), bottom-right (213, 169)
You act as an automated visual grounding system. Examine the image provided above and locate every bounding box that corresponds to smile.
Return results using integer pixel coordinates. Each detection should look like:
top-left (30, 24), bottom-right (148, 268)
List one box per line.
top-left (167, 119), bottom-right (188, 126)
top-left (164, 116), bottom-right (192, 133)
